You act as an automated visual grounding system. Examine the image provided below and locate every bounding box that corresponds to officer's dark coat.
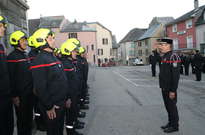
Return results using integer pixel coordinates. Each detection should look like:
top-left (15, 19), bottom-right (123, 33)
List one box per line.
top-left (159, 51), bottom-right (181, 92)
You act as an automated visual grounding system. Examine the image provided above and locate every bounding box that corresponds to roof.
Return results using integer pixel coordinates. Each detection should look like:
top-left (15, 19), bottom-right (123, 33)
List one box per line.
top-left (60, 21), bottom-right (96, 32)
top-left (112, 35), bottom-right (119, 49)
top-left (28, 19), bottom-right (40, 35)
top-left (195, 7), bottom-right (205, 26)
top-left (138, 24), bottom-right (161, 40)
top-left (167, 5), bottom-right (205, 26)
top-left (119, 28), bottom-right (147, 44)
top-left (16, 0), bottom-right (29, 9)
top-left (39, 16), bottom-right (65, 28)
top-left (87, 22), bottom-right (112, 33)
top-left (149, 17), bottom-right (174, 27)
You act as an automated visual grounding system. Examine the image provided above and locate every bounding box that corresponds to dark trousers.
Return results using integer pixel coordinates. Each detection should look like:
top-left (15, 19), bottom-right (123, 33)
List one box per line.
top-left (0, 96), bottom-right (14, 135)
top-left (184, 65), bottom-right (189, 76)
top-left (15, 93), bottom-right (34, 135)
top-left (161, 89), bottom-right (179, 128)
top-left (66, 96), bottom-right (78, 135)
top-left (151, 64), bottom-right (156, 77)
top-left (39, 103), bottom-right (65, 135)
top-left (180, 65), bottom-right (184, 74)
top-left (195, 67), bottom-right (201, 81)
top-left (34, 96), bottom-right (46, 131)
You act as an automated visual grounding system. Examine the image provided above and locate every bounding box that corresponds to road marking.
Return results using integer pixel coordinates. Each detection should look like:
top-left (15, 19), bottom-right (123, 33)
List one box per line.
top-left (113, 71), bottom-right (158, 88)
top-left (113, 71), bottom-right (139, 87)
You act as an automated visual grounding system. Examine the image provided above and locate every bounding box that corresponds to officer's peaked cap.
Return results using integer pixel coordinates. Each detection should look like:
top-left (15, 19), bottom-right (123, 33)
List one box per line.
top-left (157, 38), bottom-right (173, 45)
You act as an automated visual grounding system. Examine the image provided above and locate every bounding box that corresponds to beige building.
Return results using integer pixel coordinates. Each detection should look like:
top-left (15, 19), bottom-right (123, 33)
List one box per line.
top-left (87, 22), bottom-right (113, 64)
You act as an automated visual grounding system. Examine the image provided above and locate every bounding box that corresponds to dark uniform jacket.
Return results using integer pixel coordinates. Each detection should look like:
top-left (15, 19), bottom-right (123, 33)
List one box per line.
top-left (28, 48), bottom-right (39, 61)
top-left (0, 44), bottom-right (10, 97)
top-left (30, 50), bottom-right (68, 110)
top-left (7, 49), bottom-right (33, 97)
top-left (60, 56), bottom-right (79, 97)
top-left (159, 51), bottom-right (181, 92)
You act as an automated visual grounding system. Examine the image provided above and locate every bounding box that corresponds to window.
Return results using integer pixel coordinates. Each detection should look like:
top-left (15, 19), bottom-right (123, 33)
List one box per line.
top-left (186, 36), bottom-right (193, 48)
top-left (101, 49), bottom-right (103, 55)
top-left (91, 44), bottom-right (94, 50)
top-left (138, 50), bottom-right (142, 56)
top-left (68, 33), bottom-right (77, 38)
top-left (138, 42), bottom-right (142, 47)
top-left (98, 49), bottom-right (100, 55)
top-left (173, 39), bottom-right (179, 50)
top-left (172, 24), bottom-right (177, 32)
top-left (102, 38), bottom-right (108, 45)
top-left (186, 19), bottom-right (192, 29)
top-left (93, 55), bottom-right (96, 63)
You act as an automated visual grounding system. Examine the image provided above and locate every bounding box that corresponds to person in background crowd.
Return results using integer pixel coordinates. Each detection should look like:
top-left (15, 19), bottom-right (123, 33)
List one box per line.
top-left (0, 15), bottom-right (14, 135)
top-left (193, 50), bottom-right (203, 81)
top-left (183, 54), bottom-right (191, 76)
top-left (179, 53), bottom-right (184, 75)
top-left (149, 51), bottom-right (157, 77)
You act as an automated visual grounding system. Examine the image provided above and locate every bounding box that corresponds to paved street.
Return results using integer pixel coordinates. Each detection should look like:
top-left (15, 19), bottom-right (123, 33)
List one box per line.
top-left (82, 66), bottom-right (205, 135)
top-left (20, 65), bottom-right (205, 135)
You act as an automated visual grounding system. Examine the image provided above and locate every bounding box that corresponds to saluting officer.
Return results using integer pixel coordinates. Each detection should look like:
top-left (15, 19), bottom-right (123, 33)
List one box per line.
top-left (0, 15), bottom-right (14, 135)
top-left (157, 38), bottom-right (180, 133)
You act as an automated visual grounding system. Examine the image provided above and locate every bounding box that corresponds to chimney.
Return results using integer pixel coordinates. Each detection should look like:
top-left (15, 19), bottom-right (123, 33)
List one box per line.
top-left (194, 0), bottom-right (199, 9)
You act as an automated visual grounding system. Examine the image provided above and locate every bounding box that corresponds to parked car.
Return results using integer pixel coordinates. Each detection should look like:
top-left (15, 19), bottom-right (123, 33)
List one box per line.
top-left (133, 58), bottom-right (143, 66)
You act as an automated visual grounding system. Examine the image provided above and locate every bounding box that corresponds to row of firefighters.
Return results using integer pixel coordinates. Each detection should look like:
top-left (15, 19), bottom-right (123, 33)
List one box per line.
top-left (149, 50), bottom-right (205, 81)
top-left (0, 16), bottom-right (89, 135)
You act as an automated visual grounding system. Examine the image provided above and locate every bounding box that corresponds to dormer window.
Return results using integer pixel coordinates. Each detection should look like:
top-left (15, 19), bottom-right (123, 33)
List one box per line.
top-left (186, 19), bottom-right (192, 29)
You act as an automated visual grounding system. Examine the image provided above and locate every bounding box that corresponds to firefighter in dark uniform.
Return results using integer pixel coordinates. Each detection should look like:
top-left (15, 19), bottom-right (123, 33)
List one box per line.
top-left (157, 38), bottom-right (180, 133)
top-left (60, 39), bottom-right (83, 135)
top-left (193, 50), bottom-right (203, 81)
top-left (66, 39), bottom-right (86, 128)
top-left (149, 51), bottom-right (157, 77)
top-left (76, 49), bottom-right (89, 110)
top-left (78, 47), bottom-right (89, 103)
top-left (0, 15), bottom-right (14, 135)
top-left (30, 28), bottom-right (68, 135)
top-left (28, 36), bottom-right (46, 131)
top-left (7, 30), bottom-right (34, 135)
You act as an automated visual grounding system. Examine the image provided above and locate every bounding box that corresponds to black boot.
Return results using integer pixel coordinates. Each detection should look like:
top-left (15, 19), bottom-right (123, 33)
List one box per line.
top-left (78, 111), bottom-right (86, 118)
top-left (160, 123), bottom-right (170, 130)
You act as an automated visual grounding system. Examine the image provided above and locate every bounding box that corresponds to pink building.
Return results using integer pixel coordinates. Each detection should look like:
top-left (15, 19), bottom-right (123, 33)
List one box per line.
top-left (29, 17), bottom-right (97, 65)
top-left (60, 21), bottom-right (97, 65)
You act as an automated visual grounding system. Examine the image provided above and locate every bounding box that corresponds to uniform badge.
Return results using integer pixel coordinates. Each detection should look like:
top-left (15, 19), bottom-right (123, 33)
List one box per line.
top-left (58, 64), bottom-right (62, 68)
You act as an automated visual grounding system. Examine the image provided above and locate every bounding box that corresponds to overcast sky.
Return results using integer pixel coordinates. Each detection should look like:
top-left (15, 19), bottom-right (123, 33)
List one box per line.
top-left (27, 0), bottom-right (205, 42)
